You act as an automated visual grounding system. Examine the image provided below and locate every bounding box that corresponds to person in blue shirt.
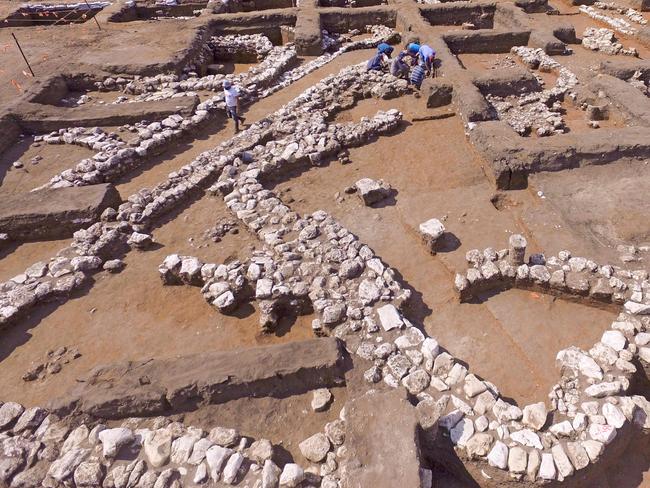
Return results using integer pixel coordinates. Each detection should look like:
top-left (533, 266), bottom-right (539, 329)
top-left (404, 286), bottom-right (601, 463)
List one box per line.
top-left (367, 43), bottom-right (394, 72)
top-left (407, 42), bottom-right (436, 77)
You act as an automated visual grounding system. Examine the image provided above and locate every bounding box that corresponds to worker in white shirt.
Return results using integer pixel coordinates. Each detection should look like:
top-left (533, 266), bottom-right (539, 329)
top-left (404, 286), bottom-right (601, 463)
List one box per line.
top-left (223, 80), bottom-right (245, 131)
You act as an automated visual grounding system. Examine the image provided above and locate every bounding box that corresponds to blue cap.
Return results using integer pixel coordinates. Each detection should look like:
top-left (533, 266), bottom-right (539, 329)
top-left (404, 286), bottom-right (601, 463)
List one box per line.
top-left (378, 43), bottom-right (394, 55)
top-left (223, 80), bottom-right (232, 89)
top-left (407, 43), bottom-right (420, 54)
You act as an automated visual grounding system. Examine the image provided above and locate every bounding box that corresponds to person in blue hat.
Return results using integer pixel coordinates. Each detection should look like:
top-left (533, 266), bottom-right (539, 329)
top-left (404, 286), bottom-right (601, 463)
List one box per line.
top-left (407, 42), bottom-right (436, 77)
top-left (366, 43), bottom-right (394, 72)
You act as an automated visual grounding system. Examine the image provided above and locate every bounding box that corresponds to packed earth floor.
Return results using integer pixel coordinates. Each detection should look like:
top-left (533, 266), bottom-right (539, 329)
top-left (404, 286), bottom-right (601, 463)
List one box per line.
top-left (1, 0), bottom-right (650, 486)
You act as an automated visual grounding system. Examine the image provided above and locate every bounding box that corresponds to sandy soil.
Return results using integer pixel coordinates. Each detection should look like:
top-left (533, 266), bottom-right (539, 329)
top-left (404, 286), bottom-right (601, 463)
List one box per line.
top-left (180, 387), bottom-right (347, 464)
top-left (0, 237), bottom-right (71, 283)
top-left (0, 136), bottom-right (97, 193)
top-left (529, 160), bottom-right (650, 248)
top-left (0, 194), bottom-right (316, 406)
top-left (267, 94), bottom-right (617, 404)
top-left (2, 8), bottom-right (650, 486)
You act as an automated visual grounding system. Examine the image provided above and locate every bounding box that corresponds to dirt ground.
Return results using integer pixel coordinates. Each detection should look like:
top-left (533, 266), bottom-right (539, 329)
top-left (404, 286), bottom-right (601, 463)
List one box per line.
top-left (268, 94), bottom-right (619, 404)
top-left (0, 137), bottom-right (97, 193)
top-left (179, 386), bottom-right (347, 464)
top-left (1, 4), bottom-right (650, 486)
top-left (0, 50), bottom-right (380, 408)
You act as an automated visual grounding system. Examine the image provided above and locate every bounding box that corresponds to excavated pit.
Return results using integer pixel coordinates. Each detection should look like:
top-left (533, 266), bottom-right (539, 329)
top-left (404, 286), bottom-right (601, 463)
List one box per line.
top-left (1, 3), bottom-right (650, 488)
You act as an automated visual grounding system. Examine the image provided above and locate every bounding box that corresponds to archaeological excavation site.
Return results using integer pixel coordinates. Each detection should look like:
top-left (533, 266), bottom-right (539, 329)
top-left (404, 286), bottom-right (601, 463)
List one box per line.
top-left (2, 0), bottom-right (650, 484)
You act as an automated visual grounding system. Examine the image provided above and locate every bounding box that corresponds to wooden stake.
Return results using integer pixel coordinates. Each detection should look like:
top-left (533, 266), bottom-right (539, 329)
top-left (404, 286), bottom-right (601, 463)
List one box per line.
top-left (84, 0), bottom-right (102, 30)
top-left (11, 33), bottom-right (35, 77)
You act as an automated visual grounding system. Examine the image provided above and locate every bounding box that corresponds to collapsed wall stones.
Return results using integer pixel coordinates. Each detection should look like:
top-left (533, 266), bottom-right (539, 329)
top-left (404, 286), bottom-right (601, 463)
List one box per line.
top-left (2, 8), bottom-right (650, 485)
top-left (0, 57), bottom-right (407, 331)
top-left (33, 27), bottom-right (396, 192)
top-left (582, 27), bottom-right (638, 56)
top-left (0, 399), bottom-right (332, 488)
top-left (482, 47), bottom-right (579, 136)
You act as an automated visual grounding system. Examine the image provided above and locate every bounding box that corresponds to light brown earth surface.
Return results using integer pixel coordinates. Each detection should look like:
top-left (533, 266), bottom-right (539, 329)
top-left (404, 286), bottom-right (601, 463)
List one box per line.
top-left (1, 1), bottom-right (650, 486)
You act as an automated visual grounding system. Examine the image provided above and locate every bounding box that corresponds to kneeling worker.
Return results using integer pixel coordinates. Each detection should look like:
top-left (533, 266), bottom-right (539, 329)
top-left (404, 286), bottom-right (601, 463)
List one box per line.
top-left (367, 43), bottom-right (394, 72)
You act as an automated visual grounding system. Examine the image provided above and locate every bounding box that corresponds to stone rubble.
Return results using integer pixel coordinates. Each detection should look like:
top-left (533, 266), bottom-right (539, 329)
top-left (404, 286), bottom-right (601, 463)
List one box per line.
top-left (579, 5), bottom-right (638, 35)
top-left (35, 28), bottom-right (399, 191)
top-left (486, 47), bottom-right (580, 136)
top-left (593, 1), bottom-right (647, 25)
top-left (582, 27), bottom-right (638, 56)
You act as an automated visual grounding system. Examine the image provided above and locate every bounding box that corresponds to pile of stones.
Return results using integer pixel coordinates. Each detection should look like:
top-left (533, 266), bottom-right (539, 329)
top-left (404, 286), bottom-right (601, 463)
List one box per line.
top-left (593, 1), bottom-right (647, 25)
top-left (486, 91), bottom-right (567, 136)
top-left (487, 47), bottom-right (580, 136)
top-left (0, 402), bottom-right (320, 488)
top-left (35, 127), bottom-right (130, 188)
top-left (202, 218), bottom-right (238, 242)
top-left (36, 29), bottom-right (399, 191)
top-left (159, 254), bottom-right (249, 313)
top-left (582, 27), bottom-right (638, 56)
top-left (36, 127), bottom-right (124, 150)
top-left (579, 5), bottom-right (638, 35)
top-left (208, 33), bottom-right (274, 61)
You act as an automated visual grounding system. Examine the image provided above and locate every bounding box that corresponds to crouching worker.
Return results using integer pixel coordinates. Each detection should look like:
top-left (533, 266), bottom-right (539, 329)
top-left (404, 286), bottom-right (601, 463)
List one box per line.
top-left (407, 42), bottom-right (436, 77)
top-left (390, 49), bottom-right (411, 80)
top-left (410, 62), bottom-right (426, 90)
top-left (223, 80), bottom-right (245, 131)
top-left (367, 43), bottom-right (394, 72)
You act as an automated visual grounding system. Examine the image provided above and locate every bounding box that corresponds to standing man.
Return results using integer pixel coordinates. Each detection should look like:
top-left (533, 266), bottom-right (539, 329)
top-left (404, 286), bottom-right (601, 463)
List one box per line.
top-left (223, 80), bottom-right (245, 131)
